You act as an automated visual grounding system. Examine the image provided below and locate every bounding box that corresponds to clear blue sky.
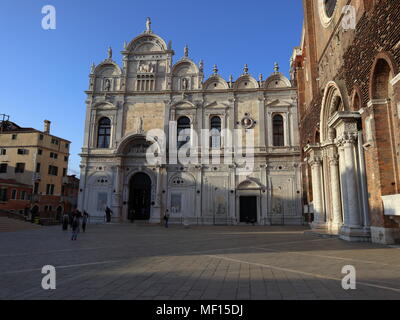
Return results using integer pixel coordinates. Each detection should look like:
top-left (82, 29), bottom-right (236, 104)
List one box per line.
top-left (0, 0), bottom-right (303, 175)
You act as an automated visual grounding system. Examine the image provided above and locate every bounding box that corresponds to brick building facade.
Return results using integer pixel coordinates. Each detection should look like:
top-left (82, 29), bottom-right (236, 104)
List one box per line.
top-left (0, 179), bottom-right (32, 214)
top-left (291, 0), bottom-right (400, 244)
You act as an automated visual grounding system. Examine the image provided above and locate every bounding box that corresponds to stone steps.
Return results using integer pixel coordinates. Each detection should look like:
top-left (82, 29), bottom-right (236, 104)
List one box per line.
top-left (303, 229), bottom-right (339, 239)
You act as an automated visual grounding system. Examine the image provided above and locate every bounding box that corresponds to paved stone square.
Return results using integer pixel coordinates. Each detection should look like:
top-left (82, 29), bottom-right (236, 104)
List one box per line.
top-left (0, 222), bottom-right (399, 300)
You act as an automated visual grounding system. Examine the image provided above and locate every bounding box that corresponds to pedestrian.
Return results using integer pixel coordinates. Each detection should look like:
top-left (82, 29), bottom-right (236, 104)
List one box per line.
top-left (30, 207), bottom-right (36, 224)
top-left (62, 212), bottom-right (69, 231)
top-left (129, 209), bottom-right (135, 223)
top-left (68, 211), bottom-right (73, 228)
top-left (23, 207), bottom-right (29, 222)
top-left (71, 215), bottom-right (80, 241)
top-left (82, 211), bottom-right (89, 233)
top-left (164, 210), bottom-right (170, 228)
top-left (105, 206), bottom-right (113, 223)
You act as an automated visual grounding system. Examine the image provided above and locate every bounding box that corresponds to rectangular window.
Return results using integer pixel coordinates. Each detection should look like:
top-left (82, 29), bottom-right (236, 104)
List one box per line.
top-left (0, 163), bottom-right (7, 173)
top-left (50, 152), bottom-right (58, 159)
top-left (21, 191), bottom-right (26, 200)
top-left (15, 163), bottom-right (25, 173)
top-left (0, 188), bottom-right (7, 202)
top-left (12, 134), bottom-right (17, 140)
top-left (17, 149), bottom-right (29, 155)
top-left (36, 163), bottom-right (41, 173)
top-left (63, 168), bottom-right (67, 177)
top-left (34, 182), bottom-right (39, 194)
top-left (11, 189), bottom-right (17, 200)
top-left (51, 138), bottom-right (59, 145)
top-left (65, 143), bottom-right (69, 149)
top-left (46, 184), bottom-right (55, 195)
top-left (64, 156), bottom-right (68, 162)
top-left (0, 149), bottom-right (6, 155)
top-left (38, 149), bottom-right (43, 155)
top-left (48, 165), bottom-right (58, 176)
top-left (39, 134), bottom-right (44, 141)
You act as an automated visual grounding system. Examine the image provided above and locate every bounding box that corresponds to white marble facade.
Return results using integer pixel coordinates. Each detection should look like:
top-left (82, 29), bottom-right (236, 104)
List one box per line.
top-left (78, 20), bottom-right (302, 225)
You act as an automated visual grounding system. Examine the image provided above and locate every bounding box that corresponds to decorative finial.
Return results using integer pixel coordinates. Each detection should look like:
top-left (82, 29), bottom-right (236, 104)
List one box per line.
top-left (123, 41), bottom-right (127, 50)
top-left (259, 73), bottom-right (263, 82)
top-left (107, 46), bottom-right (112, 60)
top-left (184, 45), bottom-right (189, 58)
top-left (243, 64), bottom-right (249, 74)
top-left (167, 40), bottom-right (172, 50)
top-left (199, 60), bottom-right (204, 72)
top-left (90, 63), bottom-right (96, 74)
top-left (274, 62), bottom-right (279, 73)
top-left (145, 17), bottom-right (152, 33)
top-left (213, 64), bottom-right (218, 74)
top-left (229, 75), bottom-right (233, 87)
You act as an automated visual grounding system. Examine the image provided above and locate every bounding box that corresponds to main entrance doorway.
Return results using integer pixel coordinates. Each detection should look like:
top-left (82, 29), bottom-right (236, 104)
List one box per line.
top-left (239, 196), bottom-right (257, 223)
top-left (128, 172), bottom-right (151, 220)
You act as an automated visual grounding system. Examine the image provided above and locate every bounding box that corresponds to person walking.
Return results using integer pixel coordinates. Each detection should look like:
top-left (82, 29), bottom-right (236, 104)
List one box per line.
top-left (62, 212), bottom-right (69, 231)
top-left (71, 214), bottom-right (80, 241)
top-left (164, 210), bottom-right (170, 228)
top-left (68, 211), bottom-right (73, 229)
top-left (105, 206), bottom-right (113, 223)
top-left (82, 211), bottom-right (89, 233)
top-left (129, 209), bottom-right (135, 223)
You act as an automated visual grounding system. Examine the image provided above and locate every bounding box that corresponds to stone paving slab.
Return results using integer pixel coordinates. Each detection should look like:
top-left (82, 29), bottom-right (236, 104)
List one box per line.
top-left (0, 217), bottom-right (42, 233)
top-left (0, 224), bottom-right (399, 300)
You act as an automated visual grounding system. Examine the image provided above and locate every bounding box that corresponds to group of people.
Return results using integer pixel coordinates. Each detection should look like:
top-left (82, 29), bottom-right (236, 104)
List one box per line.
top-left (62, 209), bottom-right (90, 241)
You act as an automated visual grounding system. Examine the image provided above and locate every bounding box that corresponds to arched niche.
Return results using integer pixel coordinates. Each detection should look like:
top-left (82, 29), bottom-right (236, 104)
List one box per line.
top-left (320, 81), bottom-right (348, 142)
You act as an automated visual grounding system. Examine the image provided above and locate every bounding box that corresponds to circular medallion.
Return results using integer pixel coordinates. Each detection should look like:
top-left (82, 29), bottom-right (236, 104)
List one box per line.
top-left (241, 116), bottom-right (255, 129)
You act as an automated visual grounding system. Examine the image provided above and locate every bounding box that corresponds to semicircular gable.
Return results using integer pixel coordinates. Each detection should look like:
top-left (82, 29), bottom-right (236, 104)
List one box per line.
top-left (264, 74), bottom-right (291, 89)
top-left (234, 75), bottom-right (259, 89)
top-left (126, 34), bottom-right (167, 53)
top-left (94, 62), bottom-right (122, 76)
top-left (203, 75), bottom-right (229, 90)
top-left (172, 60), bottom-right (199, 76)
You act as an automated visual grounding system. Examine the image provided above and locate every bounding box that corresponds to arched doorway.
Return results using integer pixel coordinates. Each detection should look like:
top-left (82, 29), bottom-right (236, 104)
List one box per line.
top-left (237, 180), bottom-right (261, 224)
top-left (128, 173), bottom-right (152, 220)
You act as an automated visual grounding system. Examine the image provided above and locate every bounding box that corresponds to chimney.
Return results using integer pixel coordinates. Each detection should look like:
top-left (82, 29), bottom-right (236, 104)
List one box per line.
top-left (44, 120), bottom-right (51, 134)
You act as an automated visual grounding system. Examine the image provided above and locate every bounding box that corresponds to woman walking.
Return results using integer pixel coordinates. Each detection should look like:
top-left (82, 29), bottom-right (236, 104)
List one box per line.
top-left (71, 214), bottom-right (80, 241)
top-left (82, 211), bottom-right (89, 233)
top-left (62, 212), bottom-right (69, 231)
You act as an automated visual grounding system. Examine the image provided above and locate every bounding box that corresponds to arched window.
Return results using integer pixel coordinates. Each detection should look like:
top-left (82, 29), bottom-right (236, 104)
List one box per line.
top-left (97, 117), bottom-right (111, 148)
top-left (273, 115), bottom-right (285, 147)
top-left (371, 58), bottom-right (397, 195)
top-left (210, 116), bottom-right (222, 148)
top-left (324, 0), bottom-right (337, 18)
top-left (177, 117), bottom-right (191, 149)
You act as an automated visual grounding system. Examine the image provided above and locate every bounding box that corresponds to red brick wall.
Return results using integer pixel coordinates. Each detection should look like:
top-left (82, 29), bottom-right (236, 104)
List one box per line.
top-left (299, 0), bottom-right (400, 228)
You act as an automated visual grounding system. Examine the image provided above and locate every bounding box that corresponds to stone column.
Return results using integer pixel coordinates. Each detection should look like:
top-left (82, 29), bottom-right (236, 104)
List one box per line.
top-left (342, 133), bottom-right (362, 228)
top-left (258, 97), bottom-right (266, 149)
top-left (113, 164), bottom-right (122, 221)
top-left (309, 156), bottom-right (325, 228)
top-left (337, 144), bottom-right (349, 226)
top-left (328, 154), bottom-right (343, 231)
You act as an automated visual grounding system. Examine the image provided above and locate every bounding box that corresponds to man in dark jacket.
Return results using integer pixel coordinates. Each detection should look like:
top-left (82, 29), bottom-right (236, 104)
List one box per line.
top-left (105, 206), bottom-right (113, 223)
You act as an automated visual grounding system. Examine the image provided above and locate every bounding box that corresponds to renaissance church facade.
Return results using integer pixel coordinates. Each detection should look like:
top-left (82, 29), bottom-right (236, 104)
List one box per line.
top-left (78, 19), bottom-right (302, 225)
